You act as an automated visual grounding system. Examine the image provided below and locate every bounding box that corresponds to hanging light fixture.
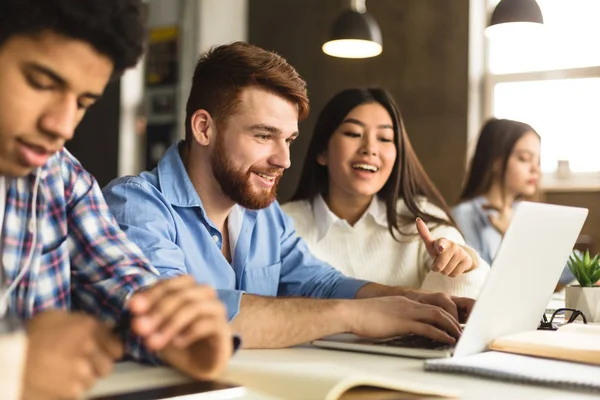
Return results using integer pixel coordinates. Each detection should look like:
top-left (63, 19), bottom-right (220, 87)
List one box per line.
top-left (486, 0), bottom-right (544, 39)
top-left (322, 0), bottom-right (382, 59)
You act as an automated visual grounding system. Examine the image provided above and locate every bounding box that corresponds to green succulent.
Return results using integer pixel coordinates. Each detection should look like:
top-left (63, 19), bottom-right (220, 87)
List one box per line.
top-left (567, 249), bottom-right (600, 287)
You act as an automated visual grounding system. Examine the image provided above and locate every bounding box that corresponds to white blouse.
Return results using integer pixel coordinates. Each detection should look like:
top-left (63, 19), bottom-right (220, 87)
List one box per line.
top-left (281, 195), bottom-right (489, 299)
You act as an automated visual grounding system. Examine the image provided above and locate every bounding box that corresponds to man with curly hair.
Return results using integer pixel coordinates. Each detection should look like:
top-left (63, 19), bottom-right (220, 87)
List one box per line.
top-left (0, 0), bottom-right (233, 398)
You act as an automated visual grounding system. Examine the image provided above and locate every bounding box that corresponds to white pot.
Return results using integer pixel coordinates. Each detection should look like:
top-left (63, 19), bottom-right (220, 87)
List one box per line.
top-left (565, 285), bottom-right (600, 322)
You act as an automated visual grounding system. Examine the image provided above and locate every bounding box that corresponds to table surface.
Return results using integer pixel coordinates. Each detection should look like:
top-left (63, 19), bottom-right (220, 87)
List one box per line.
top-left (89, 344), bottom-right (599, 400)
top-left (90, 293), bottom-right (595, 399)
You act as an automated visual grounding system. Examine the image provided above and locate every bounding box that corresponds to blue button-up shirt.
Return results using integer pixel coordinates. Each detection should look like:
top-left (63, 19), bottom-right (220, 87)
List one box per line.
top-left (103, 141), bottom-right (368, 320)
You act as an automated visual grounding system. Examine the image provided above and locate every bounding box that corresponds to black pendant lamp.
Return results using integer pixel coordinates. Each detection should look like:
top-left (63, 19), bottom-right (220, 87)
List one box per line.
top-left (322, 0), bottom-right (382, 59)
top-left (486, 0), bottom-right (544, 38)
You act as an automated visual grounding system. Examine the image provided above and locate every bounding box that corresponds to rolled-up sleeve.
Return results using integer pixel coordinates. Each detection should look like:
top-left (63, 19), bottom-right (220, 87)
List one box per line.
top-left (275, 205), bottom-right (369, 299)
top-left (217, 289), bottom-right (245, 321)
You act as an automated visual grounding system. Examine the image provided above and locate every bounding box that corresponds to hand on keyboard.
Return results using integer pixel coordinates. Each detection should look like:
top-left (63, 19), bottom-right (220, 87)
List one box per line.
top-left (404, 291), bottom-right (474, 323)
top-left (345, 296), bottom-right (461, 344)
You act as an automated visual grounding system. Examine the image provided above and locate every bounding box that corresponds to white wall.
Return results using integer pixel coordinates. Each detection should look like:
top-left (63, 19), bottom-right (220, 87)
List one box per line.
top-left (119, 0), bottom-right (248, 175)
top-left (147, 0), bottom-right (180, 27)
top-left (467, 0), bottom-right (487, 164)
top-left (177, 0), bottom-right (248, 139)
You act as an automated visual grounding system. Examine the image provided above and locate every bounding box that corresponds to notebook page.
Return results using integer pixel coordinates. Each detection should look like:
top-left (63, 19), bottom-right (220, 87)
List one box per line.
top-left (425, 351), bottom-right (600, 391)
top-left (224, 361), bottom-right (461, 400)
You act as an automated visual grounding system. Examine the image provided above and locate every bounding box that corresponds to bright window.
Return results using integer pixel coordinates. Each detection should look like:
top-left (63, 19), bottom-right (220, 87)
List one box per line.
top-left (486, 0), bottom-right (600, 178)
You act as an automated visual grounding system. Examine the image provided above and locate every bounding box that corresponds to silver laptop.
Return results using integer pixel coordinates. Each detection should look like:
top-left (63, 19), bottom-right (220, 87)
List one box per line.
top-left (312, 202), bottom-right (588, 359)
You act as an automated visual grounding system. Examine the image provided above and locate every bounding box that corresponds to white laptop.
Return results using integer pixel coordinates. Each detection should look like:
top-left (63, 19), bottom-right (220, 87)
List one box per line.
top-left (312, 202), bottom-right (588, 359)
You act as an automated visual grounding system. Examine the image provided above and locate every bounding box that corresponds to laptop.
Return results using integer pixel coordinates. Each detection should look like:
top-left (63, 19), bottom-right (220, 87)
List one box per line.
top-left (312, 202), bottom-right (588, 359)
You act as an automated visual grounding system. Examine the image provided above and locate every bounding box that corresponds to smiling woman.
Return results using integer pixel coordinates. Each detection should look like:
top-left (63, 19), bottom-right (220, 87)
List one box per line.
top-left (282, 88), bottom-right (490, 298)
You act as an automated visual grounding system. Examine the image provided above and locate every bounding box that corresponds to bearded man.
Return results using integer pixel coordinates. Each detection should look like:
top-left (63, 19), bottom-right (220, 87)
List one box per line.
top-left (104, 42), bottom-right (471, 349)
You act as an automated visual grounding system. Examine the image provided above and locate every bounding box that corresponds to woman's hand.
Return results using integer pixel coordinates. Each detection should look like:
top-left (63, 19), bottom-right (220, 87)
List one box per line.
top-left (416, 218), bottom-right (475, 277)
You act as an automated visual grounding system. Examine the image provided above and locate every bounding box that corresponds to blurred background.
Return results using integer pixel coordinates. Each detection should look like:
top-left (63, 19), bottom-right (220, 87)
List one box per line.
top-left (68, 0), bottom-right (600, 252)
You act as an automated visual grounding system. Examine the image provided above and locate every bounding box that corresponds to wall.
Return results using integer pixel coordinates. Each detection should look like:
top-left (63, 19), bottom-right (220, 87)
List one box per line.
top-left (247, 0), bottom-right (600, 252)
top-left (249, 0), bottom-right (471, 203)
top-left (68, 81), bottom-right (120, 188)
top-left (545, 191), bottom-right (600, 253)
top-left (178, 0), bottom-right (248, 140)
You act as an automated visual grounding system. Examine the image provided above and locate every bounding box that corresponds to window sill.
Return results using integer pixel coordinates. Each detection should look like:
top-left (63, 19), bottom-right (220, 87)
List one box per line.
top-left (541, 173), bottom-right (600, 192)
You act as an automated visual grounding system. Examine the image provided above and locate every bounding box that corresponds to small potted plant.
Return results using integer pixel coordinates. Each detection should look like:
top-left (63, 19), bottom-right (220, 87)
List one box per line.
top-left (565, 249), bottom-right (600, 322)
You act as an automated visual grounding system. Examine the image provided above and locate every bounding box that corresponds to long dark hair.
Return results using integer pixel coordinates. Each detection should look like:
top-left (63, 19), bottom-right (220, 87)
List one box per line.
top-left (289, 88), bottom-right (455, 239)
top-left (459, 118), bottom-right (539, 202)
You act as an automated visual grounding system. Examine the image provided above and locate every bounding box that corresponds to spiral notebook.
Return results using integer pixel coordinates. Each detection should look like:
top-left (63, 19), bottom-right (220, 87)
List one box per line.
top-left (425, 351), bottom-right (600, 391)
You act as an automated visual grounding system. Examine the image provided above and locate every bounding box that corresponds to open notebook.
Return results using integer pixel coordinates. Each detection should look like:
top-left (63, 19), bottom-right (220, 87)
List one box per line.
top-left (223, 361), bottom-right (461, 400)
top-left (425, 324), bottom-right (600, 391)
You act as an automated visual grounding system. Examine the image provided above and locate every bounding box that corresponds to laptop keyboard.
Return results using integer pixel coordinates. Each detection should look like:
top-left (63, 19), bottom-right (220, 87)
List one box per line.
top-left (379, 334), bottom-right (454, 351)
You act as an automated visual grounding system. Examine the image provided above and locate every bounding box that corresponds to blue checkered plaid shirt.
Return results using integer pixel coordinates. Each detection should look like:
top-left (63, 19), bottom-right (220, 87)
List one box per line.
top-left (1, 148), bottom-right (160, 362)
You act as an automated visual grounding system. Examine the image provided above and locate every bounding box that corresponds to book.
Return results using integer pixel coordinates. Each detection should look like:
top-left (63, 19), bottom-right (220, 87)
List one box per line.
top-left (487, 323), bottom-right (600, 365)
top-left (90, 381), bottom-right (246, 400)
top-left (87, 362), bottom-right (246, 400)
top-left (222, 360), bottom-right (462, 400)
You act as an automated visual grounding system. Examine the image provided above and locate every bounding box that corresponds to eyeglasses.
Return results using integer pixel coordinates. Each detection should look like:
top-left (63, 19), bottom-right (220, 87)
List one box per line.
top-left (538, 308), bottom-right (588, 331)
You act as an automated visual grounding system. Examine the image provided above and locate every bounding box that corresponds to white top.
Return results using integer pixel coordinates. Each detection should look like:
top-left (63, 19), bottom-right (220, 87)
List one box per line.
top-left (281, 195), bottom-right (490, 299)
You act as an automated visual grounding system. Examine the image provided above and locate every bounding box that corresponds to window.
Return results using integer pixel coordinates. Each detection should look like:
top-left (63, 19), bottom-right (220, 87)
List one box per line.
top-left (485, 0), bottom-right (600, 188)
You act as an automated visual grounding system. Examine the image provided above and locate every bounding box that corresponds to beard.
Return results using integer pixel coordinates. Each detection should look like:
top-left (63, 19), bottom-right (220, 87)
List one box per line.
top-left (211, 139), bottom-right (282, 210)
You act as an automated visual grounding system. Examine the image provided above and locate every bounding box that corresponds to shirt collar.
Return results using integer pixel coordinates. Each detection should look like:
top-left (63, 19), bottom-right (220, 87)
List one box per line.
top-left (312, 194), bottom-right (388, 241)
top-left (157, 140), bottom-right (204, 208)
top-left (366, 196), bottom-right (388, 228)
top-left (312, 194), bottom-right (340, 241)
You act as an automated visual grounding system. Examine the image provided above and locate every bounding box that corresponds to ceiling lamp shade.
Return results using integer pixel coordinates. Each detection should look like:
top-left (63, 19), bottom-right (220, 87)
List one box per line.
top-left (486, 0), bottom-right (544, 39)
top-left (322, 1), bottom-right (382, 59)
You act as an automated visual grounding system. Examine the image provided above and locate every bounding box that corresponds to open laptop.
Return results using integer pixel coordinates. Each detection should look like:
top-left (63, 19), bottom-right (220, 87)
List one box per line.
top-left (312, 202), bottom-right (588, 359)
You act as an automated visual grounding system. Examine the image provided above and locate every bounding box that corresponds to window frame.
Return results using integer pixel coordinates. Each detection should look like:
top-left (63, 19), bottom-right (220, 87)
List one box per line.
top-left (484, 52), bottom-right (600, 192)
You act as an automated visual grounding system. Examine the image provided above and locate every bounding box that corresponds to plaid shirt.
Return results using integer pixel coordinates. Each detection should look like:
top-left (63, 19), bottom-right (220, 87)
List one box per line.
top-left (1, 148), bottom-right (159, 362)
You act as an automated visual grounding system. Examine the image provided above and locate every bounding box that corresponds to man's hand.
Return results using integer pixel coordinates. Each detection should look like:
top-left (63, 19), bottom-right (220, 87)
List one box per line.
top-left (404, 290), bottom-right (475, 323)
top-left (128, 275), bottom-right (232, 380)
top-left (23, 310), bottom-right (123, 399)
top-left (346, 296), bottom-right (462, 343)
top-left (416, 218), bottom-right (474, 277)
